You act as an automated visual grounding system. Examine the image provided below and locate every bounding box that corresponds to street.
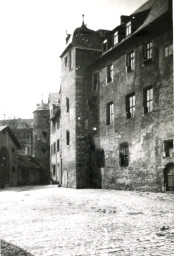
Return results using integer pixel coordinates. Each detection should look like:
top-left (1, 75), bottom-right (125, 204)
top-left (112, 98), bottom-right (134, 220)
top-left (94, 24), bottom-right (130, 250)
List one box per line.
top-left (0, 185), bottom-right (174, 256)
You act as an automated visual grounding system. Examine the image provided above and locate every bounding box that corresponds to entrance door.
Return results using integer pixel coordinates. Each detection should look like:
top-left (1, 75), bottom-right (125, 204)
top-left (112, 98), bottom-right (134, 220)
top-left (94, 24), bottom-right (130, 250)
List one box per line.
top-left (166, 165), bottom-right (174, 191)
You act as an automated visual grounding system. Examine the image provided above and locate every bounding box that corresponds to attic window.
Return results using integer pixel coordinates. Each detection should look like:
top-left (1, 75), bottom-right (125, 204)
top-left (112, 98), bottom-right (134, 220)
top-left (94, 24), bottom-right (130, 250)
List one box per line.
top-left (103, 39), bottom-right (108, 52)
top-left (114, 31), bottom-right (119, 45)
top-left (126, 21), bottom-right (131, 36)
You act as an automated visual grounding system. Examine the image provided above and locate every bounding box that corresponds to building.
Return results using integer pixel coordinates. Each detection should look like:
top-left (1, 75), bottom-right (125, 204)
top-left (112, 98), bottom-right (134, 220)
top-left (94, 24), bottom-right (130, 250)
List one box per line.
top-left (0, 126), bottom-right (21, 188)
top-left (0, 119), bottom-right (33, 156)
top-left (55, 0), bottom-right (173, 191)
top-left (33, 100), bottom-right (50, 184)
top-left (48, 93), bottom-right (61, 184)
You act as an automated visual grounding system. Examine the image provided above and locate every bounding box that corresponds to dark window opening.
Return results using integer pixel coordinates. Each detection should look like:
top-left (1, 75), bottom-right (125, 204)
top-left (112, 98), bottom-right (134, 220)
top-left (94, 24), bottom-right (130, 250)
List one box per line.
top-left (164, 140), bottom-right (173, 158)
top-left (66, 130), bottom-right (70, 146)
top-left (119, 143), bottom-right (129, 167)
top-left (69, 49), bottom-right (73, 69)
top-left (12, 147), bottom-right (15, 153)
top-left (64, 56), bottom-right (68, 67)
top-left (42, 148), bottom-right (46, 154)
top-left (106, 101), bottom-right (114, 125)
top-left (57, 139), bottom-right (60, 152)
top-left (143, 87), bottom-right (153, 114)
top-left (126, 93), bottom-right (135, 119)
top-left (53, 142), bottom-right (56, 154)
top-left (12, 166), bottom-right (15, 173)
top-left (66, 98), bottom-right (69, 113)
top-left (43, 131), bottom-right (47, 137)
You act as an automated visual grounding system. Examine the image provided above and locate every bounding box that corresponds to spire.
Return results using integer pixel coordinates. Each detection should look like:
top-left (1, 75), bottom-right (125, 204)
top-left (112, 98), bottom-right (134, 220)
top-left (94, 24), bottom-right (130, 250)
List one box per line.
top-left (82, 14), bottom-right (85, 26)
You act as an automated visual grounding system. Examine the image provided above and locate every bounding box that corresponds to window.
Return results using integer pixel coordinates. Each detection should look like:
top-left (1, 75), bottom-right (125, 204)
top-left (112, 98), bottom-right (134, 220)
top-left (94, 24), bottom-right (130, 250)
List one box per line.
top-left (165, 44), bottom-right (173, 57)
top-left (127, 51), bottom-right (135, 71)
top-left (114, 31), bottom-right (119, 45)
top-left (66, 130), bottom-right (70, 145)
top-left (93, 72), bottom-right (99, 91)
top-left (119, 143), bottom-right (129, 167)
top-left (64, 56), bottom-right (68, 67)
top-left (164, 140), bottom-right (173, 158)
top-left (103, 39), bottom-right (108, 52)
top-left (95, 148), bottom-right (105, 167)
top-left (126, 21), bottom-right (131, 36)
top-left (107, 64), bottom-right (113, 83)
top-left (12, 147), bottom-right (15, 153)
top-left (53, 165), bottom-right (56, 176)
top-left (12, 166), bottom-right (15, 173)
top-left (66, 97), bottom-right (69, 113)
top-left (43, 131), bottom-right (47, 137)
top-left (126, 93), bottom-right (135, 119)
top-left (53, 142), bottom-right (56, 154)
top-left (143, 87), bottom-right (153, 114)
top-left (106, 101), bottom-right (114, 125)
top-left (144, 41), bottom-right (153, 60)
top-left (57, 139), bottom-right (60, 152)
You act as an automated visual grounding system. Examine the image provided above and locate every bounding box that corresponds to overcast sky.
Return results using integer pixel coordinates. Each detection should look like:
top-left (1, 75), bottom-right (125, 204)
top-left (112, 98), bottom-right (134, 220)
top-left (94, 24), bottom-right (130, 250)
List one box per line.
top-left (0, 0), bottom-right (147, 120)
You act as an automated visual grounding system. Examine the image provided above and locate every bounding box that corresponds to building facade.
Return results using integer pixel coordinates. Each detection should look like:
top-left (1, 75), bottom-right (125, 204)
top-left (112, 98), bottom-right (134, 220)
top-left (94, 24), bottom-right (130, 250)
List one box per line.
top-left (55, 0), bottom-right (173, 191)
top-left (0, 126), bottom-right (21, 188)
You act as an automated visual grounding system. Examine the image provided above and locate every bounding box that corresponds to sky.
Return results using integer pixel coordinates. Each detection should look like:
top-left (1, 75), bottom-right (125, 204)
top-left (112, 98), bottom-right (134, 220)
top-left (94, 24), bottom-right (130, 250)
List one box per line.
top-left (0, 0), bottom-right (147, 120)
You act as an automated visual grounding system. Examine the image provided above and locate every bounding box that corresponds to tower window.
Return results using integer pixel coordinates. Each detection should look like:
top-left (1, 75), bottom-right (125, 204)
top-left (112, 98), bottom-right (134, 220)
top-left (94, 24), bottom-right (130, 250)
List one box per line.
top-left (66, 130), bottom-right (70, 145)
top-left (66, 98), bottom-right (69, 113)
top-left (57, 139), bottom-right (60, 152)
top-left (103, 39), bottom-right (108, 52)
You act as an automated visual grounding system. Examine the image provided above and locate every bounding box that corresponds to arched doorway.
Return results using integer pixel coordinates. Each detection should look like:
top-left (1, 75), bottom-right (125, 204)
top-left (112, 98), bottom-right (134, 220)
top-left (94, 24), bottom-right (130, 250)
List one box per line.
top-left (164, 163), bottom-right (174, 191)
top-left (0, 147), bottom-right (10, 188)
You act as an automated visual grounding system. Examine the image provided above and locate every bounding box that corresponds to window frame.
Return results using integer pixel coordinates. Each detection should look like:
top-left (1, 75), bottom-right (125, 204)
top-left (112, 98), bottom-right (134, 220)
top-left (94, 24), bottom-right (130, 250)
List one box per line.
top-left (126, 21), bottom-right (132, 36)
top-left (144, 41), bottom-right (153, 61)
top-left (66, 97), bottom-right (69, 113)
top-left (126, 93), bottom-right (135, 119)
top-left (164, 44), bottom-right (173, 58)
top-left (143, 86), bottom-right (153, 114)
top-left (57, 139), bottom-right (60, 152)
top-left (103, 39), bottom-right (108, 52)
top-left (93, 72), bottom-right (99, 91)
top-left (164, 140), bottom-right (173, 158)
top-left (64, 55), bottom-right (68, 67)
top-left (106, 101), bottom-right (114, 126)
top-left (66, 130), bottom-right (70, 146)
top-left (114, 31), bottom-right (119, 45)
top-left (126, 51), bottom-right (135, 71)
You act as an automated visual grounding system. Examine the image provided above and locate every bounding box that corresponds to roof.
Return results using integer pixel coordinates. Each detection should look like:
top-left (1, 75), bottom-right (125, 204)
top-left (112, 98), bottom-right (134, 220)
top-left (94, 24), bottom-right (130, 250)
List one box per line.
top-left (0, 126), bottom-right (21, 149)
top-left (132, 0), bottom-right (170, 33)
top-left (18, 154), bottom-right (43, 169)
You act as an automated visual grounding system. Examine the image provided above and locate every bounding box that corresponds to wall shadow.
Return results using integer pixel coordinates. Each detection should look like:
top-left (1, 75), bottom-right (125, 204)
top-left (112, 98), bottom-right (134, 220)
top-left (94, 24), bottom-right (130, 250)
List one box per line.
top-left (0, 184), bottom-right (55, 193)
top-left (1, 239), bottom-right (34, 256)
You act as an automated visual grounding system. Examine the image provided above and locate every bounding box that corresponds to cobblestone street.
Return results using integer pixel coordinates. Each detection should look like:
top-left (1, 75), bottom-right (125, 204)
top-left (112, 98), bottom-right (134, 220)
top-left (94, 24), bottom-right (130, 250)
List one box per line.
top-left (0, 185), bottom-right (174, 256)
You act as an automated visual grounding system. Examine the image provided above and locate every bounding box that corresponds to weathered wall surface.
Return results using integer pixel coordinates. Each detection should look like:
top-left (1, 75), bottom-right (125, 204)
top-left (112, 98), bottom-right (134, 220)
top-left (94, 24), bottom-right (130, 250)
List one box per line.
top-left (0, 131), bottom-right (18, 187)
top-left (89, 28), bottom-right (173, 191)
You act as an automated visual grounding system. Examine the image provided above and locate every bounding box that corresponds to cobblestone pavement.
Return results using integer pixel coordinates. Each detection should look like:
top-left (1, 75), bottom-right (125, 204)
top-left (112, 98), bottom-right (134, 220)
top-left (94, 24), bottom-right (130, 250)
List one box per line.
top-left (0, 186), bottom-right (174, 256)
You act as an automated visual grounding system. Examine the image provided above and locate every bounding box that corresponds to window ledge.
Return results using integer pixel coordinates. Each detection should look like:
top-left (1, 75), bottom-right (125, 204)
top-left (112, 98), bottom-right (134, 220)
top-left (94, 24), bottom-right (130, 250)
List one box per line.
top-left (143, 58), bottom-right (153, 65)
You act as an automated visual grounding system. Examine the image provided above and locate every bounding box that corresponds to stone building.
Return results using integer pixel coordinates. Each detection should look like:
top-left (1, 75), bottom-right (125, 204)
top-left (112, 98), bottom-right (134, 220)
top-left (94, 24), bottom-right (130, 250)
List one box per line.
top-left (33, 100), bottom-right (50, 184)
top-left (56, 0), bottom-right (173, 191)
top-left (48, 93), bottom-right (61, 184)
top-left (0, 119), bottom-right (33, 156)
top-left (0, 126), bottom-right (21, 188)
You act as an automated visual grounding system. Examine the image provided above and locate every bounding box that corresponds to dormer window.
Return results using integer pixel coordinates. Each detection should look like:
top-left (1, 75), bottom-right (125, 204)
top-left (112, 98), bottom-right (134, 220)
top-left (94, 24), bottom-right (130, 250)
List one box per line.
top-left (103, 39), bottom-right (108, 52)
top-left (126, 21), bottom-right (131, 36)
top-left (114, 31), bottom-right (119, 45)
